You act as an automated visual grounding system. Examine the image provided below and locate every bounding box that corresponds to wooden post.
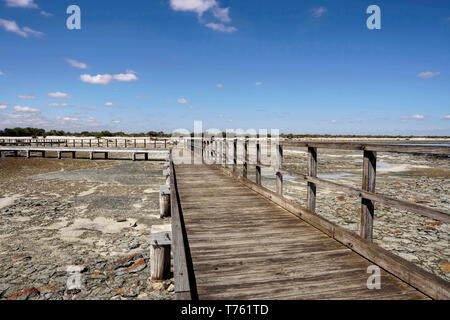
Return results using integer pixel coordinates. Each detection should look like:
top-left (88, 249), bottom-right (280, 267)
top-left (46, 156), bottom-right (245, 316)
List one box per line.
top-left (243, 139), bottom-right (248, 178)
top-left (81, 140), bottom-right (84, 148)
top-left (89, 139), bottom-right (92, 147)
top-left (275, 144), bottom-right (283, 196)
top-left (134, 139), bottom-right (136, 148)
top-left (150, 224), bottom-right (172, 280)
top-left (164, 139), bottom-right (167, 149)
top-left (125, 140), bottom-right (127, 148)
top-left (154, 138), bottom-right (157, 148)
top-left (89, 152), bottom-right (93, 160)
top-left (73, 139), bottom-right (75, 147)
top-left (72, 151), bottom-right (76, 159)
top-left (105, 152), bottom-right (108, 160)
top-left (218, 138), bottom-right (223, 165)
top-left (42, 151), bottom-right (46, 158)
top-left (132, 153), bottom-right (136, 161)
top-left (256, 140), bottom-right (262, 185)
top-left (307, 147), bottom-right (317, 213)
top-left (233, 138), bottom-right (237, 173)
top-left (26, 150), bottom-right (30, 159)
top-left (159, 185), bottom-right (171, 218)
top-left (361, 150), bottom-right (377, 241)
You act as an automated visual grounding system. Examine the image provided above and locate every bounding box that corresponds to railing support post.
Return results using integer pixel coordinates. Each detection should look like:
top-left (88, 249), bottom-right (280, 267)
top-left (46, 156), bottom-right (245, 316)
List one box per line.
top-left (361, 150), bottom-right (377, 241)
top-left (307, 147), bottom-right (317, 213)
top-left (243, 139), bottom-right (248, 178)
top-left (256, 140), bottom-right (262, 185)
top-left (276, 144), bottom-right (283, 196)
top-left (233, 138), bottom-right (237, 173)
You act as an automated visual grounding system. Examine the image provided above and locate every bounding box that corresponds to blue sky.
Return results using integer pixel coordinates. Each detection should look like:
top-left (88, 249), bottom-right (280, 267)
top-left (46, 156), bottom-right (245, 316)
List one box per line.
top-left (0, 0), bottom-right (449, 135)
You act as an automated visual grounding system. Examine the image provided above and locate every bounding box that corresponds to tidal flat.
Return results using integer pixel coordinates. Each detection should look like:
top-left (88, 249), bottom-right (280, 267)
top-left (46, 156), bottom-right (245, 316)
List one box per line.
top-left (0, 156), bottom-right (173, 300)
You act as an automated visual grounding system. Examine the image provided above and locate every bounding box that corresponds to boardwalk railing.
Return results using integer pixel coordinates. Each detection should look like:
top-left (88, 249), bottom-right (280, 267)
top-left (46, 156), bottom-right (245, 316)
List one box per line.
top-left (176, 137), bottom-right (450, 299)
top-left (0, 138), bottom-right (169, 149)
top-left (169, 150), bottom-right (197, 300)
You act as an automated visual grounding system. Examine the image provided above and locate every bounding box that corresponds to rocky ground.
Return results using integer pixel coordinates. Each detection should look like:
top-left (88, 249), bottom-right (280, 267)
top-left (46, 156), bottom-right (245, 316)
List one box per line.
top-left (0, 146), bottom-right (448, 300)
top-left (255, 148), bottom-right (450, 282)
top-left (0, 156), bottom-right (174, 300)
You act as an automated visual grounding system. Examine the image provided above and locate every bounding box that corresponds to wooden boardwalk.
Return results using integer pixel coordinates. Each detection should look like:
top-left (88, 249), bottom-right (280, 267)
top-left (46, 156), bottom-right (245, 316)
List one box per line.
top-left (174, 163), bottom-right (429, 300)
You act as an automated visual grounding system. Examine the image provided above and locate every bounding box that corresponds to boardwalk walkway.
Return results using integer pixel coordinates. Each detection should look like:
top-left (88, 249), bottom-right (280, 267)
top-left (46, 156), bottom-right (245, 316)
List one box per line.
top-left (174, 163), bottom-right (428, 300)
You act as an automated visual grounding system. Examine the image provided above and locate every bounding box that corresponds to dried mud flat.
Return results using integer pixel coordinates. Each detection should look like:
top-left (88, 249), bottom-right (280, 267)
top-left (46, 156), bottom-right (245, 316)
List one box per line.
top-left (0, 147), bottom-right (449, 300)
top-left (0, 157), bottom-right (173, 300)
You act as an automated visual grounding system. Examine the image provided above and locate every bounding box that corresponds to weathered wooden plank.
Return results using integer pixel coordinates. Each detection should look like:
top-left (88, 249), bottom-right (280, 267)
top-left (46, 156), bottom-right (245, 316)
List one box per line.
top-left (281, 142), bottom-right (450, 155)
top-left (169, 155), bottom-right (195, 299)
top-left (293, 173), bottom-right (450, 223)
top-left (211, 164), bottom-right (450, 299)
top-left (307, 147), bottom-right (317, 213)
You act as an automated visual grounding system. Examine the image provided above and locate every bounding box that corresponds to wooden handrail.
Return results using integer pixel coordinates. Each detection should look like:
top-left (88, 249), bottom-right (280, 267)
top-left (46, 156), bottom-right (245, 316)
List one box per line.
top-left (169, 150), bottom-right (197, 300)
top-left (283, 141), bottom-right (450, 155)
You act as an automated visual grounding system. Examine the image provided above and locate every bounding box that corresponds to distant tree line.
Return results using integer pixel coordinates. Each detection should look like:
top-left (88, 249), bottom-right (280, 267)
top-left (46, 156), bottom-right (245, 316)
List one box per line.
top-left (0, 127), bottom-right (172, 138)
top-left (0, 127), bottom-right (448, 139)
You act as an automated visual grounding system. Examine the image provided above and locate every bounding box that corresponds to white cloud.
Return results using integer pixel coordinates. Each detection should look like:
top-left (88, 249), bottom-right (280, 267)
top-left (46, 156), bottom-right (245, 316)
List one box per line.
top-left (14, 105), bottom-right (40, 113)
top-left (105, 102), bottom-right (114, 106)
top-left (169, 0), bottom-right (237, 32)
top-left (87, 117), bottom-right (96, 123)
top-left (401, 114), bottom-right (425, 121)
top-left (65, 58), bottom-right (87, 69)
top-left (444, 115), bottom-right (450, 120)
top-left (177, 98), bottom-right (188, 104)
top-left (113, 73), bottom-right (138, 82)
top-left (331, 120), bottom-right (337, 123)
top-left (311, 7), bottom-right (327, 18)
top-left (170, 0), bottom-right (217, 15)
top-left (5, 0), bottom-right (38, 8)
top-left (80, 72), bottom-right (138, 84)
top-left (417, 71), bottom-right (441, 79)
top-left (212, 7), bottom-right (231, 23)
top-left (47, 91), bottom-right (73, 99)
top-left (56, 116), bottom-right (79, 122)
top-left (205, 22), bottom-right (237, 32)
top-left (48, 103), bottom-right (67, 107)
top-left (216, 83), bottom-right (223, 88)
top-left (188, 105), bottom-right (196, 110)
top-left (18, 95), bottom-right (36, 99)
top-left (255, 82), bottom-right (262, 86)
top-left (0, 104), bottom-right (7, 110)
top-left (112, 119), bottom-right (121, 124)
top-left (40, 11), bottom-right (53, 17)
top-left (80, 74), bottom-right (113, 85)
top-left (0, 71), bottom-right (3, 76)
top-left (126, 69), bottom-right (138, 74)
top-left (0, 19), bottom-right (44, 38)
